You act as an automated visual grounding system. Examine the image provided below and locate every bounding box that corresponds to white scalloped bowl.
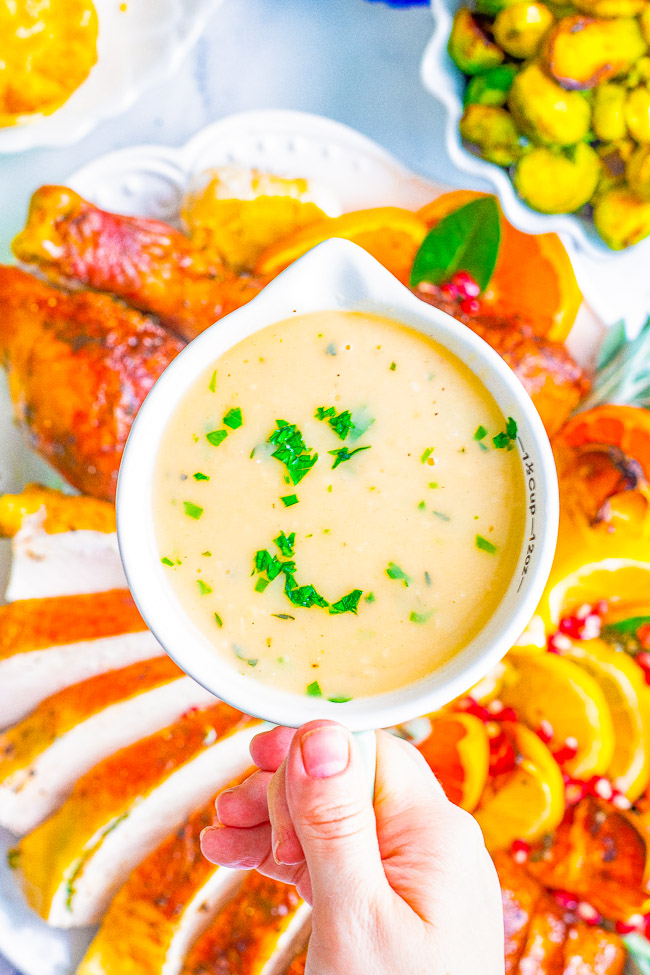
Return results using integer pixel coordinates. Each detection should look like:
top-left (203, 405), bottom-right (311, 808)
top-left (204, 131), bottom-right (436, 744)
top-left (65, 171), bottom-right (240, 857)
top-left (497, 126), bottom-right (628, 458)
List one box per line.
top-left (421, 0), bottom-right (634, 261)
top-left (0, 0), bottom-right (221, 154)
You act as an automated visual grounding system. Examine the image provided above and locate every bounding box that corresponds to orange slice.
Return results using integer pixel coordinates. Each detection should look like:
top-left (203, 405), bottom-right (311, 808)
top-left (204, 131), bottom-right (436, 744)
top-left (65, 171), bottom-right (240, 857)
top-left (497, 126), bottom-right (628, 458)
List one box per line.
top-left (182, 167), bottom-right (327, 272)
top-left (254, 207), bottom-right (428, 284)
top-left (0, 484), bottom-right (116, 536)
top-left (417, 190), bottom-right (582, 342)
top-left (473, 722), bottom-right (565, 850)
top-left (499, 648), bottom-right (615, 778)
top-left (540, 560), bottom-right (650, 632)
top-left (564, 638), bottom-right (650, 801)
top-left (416, 712), bottom-right (490, 812)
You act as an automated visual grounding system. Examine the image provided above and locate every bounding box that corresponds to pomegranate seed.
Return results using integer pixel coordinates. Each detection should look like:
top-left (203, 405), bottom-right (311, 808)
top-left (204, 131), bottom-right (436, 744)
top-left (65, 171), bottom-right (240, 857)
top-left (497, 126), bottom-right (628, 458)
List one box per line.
top-left (612, 792), bottom-right (632, 810)
top-left (460, 297), bottom-right (480, 315)
top-left (487, 701), bottom-right (518, 722)
top-left (579, 614), bottom-right (602, 640)
top-left (577, 901), bottom-right (602, 925)
top-left (547, 632), bottom-right (572, 654)
top-left (593, 600), bottom-right (608, 617)
top-left (636, 651), bottom-right (650, 673)
top-left (559, 616), bottom-right (583, 638)
top-left (537, 719), bottom-right (554, 744)
top-left (615, 915), bottom-right (644, 935)
top-left (456, 697), bottom-right (490, 721)
top-left (440, 282), bottom-right (460, 301)
top-left (576, 604), bottom-right (593, 620)
top-left (451, 270), bottom-right (481, 299)
top-left (553, 738), bottom-right (579, 765)
top-left (638, 624), bottom-right (650, 649)
top-left (553, 890), bottom-right (579, 912)
top-left (487, 699), bottom-right (504, 715)
top-left (565, 779), bottom-right (588, 806)
top-left (511, 839), bottom-right (530, 864)
top-left (643, 914), bottom-right (650, 940)
top-left (489, 732), bottom-right (517, 776)
top-left (592, 777), bottom-right (614, 801)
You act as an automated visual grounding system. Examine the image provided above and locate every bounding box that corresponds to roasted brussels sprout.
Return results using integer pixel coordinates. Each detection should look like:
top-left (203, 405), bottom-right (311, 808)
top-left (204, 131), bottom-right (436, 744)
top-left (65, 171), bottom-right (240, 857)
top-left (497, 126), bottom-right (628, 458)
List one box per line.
top-left (625, 85), bottom-right (650, 140)
top-left (459, 103), bottom-right (523, 164)
top-left (626, 143), bottom-right (650, 197)
top-left (573, 0), bottom-right (648, 16)
top-left (514, 143), bottom-right (601, 211)
top-left (494, 2), bottom-right (554, 58)
top-left (642, 6), bottom-right (650, 44)
top-left (593, 83), bottom-right (628, 139)
top-left (597, 139), bottom-right (635, 192)
top-left (593, 185), bottom-right (650, 247)
top-left (508, 62), bottom-right (592, 144)
top-left (448, 9), bottom-right (505, 74)
top-left (464, 64), bottom-right (519, 105)
top-left (544, 15), bottom-right (647, 90)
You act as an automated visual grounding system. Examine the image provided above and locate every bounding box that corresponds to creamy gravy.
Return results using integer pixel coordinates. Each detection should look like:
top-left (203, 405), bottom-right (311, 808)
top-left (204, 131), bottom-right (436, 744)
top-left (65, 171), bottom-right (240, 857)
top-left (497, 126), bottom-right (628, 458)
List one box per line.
top-left (154, 311), bottom-right (525, 700)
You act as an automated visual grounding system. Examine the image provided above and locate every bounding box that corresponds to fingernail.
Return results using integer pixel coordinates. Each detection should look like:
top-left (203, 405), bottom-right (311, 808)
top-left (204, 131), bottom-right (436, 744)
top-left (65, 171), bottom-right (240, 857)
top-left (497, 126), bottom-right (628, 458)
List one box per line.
top-left (200, 826), bottom-right (218, 843)
top-left (301, 725), bottom-right (350, 778)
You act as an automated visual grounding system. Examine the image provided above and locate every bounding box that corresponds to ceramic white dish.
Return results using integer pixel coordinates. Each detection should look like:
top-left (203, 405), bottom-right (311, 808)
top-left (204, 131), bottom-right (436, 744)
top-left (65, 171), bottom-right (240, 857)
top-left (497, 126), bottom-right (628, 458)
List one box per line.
top-left (0, 0), bottom-right (222, 154)
top-left (117, 238), bottom-right (559, 733)
top-left (421, 0), bottom-right (644, 261)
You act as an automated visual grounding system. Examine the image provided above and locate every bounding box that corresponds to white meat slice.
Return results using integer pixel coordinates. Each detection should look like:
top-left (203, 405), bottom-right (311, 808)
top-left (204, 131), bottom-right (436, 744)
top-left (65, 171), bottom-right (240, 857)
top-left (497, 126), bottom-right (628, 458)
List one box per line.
top-left (0, 630), bottom-right (164, 729)
top-left (0, 675), bottom-right (216, 835)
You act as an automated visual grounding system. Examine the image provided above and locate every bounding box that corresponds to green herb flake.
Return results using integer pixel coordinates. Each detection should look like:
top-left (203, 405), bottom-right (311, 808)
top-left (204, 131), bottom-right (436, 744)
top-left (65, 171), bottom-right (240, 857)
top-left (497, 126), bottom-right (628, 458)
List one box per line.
top-left (254, 577), bottom-right (270, 593)
top-left (365, 592), bottom-right (376, 603)
top-left (328, 445), bottom-right (371, 470)
top-left (193, 472), bottom-right (210, 481)
top-left (197, 579), bottom-right (213, 595)
top-left (272, 613), bottom-right (295, 621)
top-left (421, 447), bottom-right (434, 465)
top-left (285, 579), bottom-right (329, 609)
top-left (315, 405), bottom-right (336, 420)
top-left (281, 494), bottom-right (299, 507)
top-left (410, 609), bottom-right (434, 624)
top-left (202, 550), bottom-right (212, 557)
top-left (428, 481), bottom-right (439, 489)
top-left (325, 343), bottom-right (337, 356)
top-left (476, 534), bottom-right (498, 554)
top-left (206, 429), bottom-right (228, 447)
top-left (329, 589), bottom-right (363, 615)
top-left (273, 531), bottom-right (296, 557)
top-left (492, 417), bottom-right (518, 450)
top-left (328, 695), bottom-right (352, 703)
top-left (233, 644), bottom-right (257, 667)
top-left (390, 362), bottom-right (397, 371)
top-left (7, 848), bottom-right (20, 870)
top-left (161, 557), bottom-right (174, 566)
top-left (223, 407), bottom-right (243, 430)
top-left (386, 562), bottom-right (412, 587)
top-left (315, 406), bottom-right (355, 441)
top-left (208, 370), bottom-right (217, 393)
top-left (433, 510), bottom-right (451, 522)
top-left (214, 612), bottom-right (223, 628)
top-left (418, 501), bottom-right (426, 510)
top-left (249, 448), bottom-right (256, 459)
top-left (183, 501), bottom-right (203, 519)
top-left (269, 420), bottom-right (318, 485)
top-left (307, 680), bottom-right (323, 697)
top-left (473, 425), bottom-right (488, 441)
top-left (424, 571), bottom-right (432, 586)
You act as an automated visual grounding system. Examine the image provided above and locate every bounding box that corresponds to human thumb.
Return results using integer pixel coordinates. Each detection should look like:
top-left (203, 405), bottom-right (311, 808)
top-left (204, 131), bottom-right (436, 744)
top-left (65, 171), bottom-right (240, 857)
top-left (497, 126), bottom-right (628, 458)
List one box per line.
top-left (284, 720), bottom-right (386, 910)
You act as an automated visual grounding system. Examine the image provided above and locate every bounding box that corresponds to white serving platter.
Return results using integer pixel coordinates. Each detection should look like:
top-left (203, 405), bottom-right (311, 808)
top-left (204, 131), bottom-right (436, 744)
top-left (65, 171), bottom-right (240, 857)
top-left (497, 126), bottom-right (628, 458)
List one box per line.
top-left (0, 0), bottom-right (223, 154)
top-left (0, 109), bottom-right (619, 975)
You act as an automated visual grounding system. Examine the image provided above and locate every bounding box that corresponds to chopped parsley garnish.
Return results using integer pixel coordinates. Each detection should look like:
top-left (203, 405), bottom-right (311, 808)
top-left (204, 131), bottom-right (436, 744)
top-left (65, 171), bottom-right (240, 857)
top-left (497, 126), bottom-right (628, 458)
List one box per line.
top-left (233, 644), bottom-right (258, 667)
top-left (281, 494), bottom-right (299, 507)
top-left (272, 613), bottom-right (295, 620)
top-left (474, 425), bottom-right (488, 441)
top-left (193, 472), bottom-right (210, 481)
top-left (253, 549), bottom-right (284, 580)
top-left (284, 579), bottom-right (329, 608)
top-left (386, 562), bottom-right (412, 586)
top-left (476, 535), bottom-right (498, 554)
top-left (410, 609), bottom-right (434, 624)
top-left (206, 429), bottom-right (228, 447)
top-left (183, 501), bottom-right (203, 519)
top-left (329, 589), bottom-right (362, 615)
top-left (328, 695), bottom-right (352, 703)
top-left (223, 407), bottom-right (243, 430)
top-left (417, 501), bottom-right (426, 510)
top-left (315, 406), bottom-right (355, 441)
top-left (208, 370), bottom-right (217, 393)
top-left (433, 510), bottom-right (451, 522)
top-left (428, 482), bottom-right (439, 489)
top-left (197, 579), bottom-right (213, 595)
top-left (202, 550), bottom-right (212, 557)
top-left (255, 577), bottom-right (270, 593)
top-left (273, 531), bottom-right (296, 557)
top-left (365, 592), bottom-right (376, 603)
top-left (161, 557), bottom-right (174, 566)
top-left (325, 343), bottom-right (337, 356)
top-left (492, 417), bottom-right (518, 450)
top-left (329, 445), bottom-right (371, 469)
top-left (214, 612), bottom-right (223, 628)
top-left (421, 447), bottom-right (434, 464)
top-left (307, 680), bottom-right (323, 696)
top-left (424, 571), bottom-right (432, 586)
top-left (269, 420), bottom-right (318, 485)
top-left (249, 449), bottom-right (255, 459)
top-left (390, 362), bottom-right (397, 371)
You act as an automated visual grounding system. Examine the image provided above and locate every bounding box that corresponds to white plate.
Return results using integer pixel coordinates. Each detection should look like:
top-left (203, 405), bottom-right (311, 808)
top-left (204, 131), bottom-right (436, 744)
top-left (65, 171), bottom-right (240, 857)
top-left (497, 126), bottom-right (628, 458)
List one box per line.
top-left (0, 0), bottom-right (222, 154)
top-left (420, 0), bottom-right (650, 264)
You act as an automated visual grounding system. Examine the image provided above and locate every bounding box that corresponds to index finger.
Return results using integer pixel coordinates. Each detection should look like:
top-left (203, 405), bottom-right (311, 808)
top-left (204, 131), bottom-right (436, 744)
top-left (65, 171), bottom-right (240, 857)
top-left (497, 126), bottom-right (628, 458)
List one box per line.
top-left (250, 725), bottom-right (297, 772)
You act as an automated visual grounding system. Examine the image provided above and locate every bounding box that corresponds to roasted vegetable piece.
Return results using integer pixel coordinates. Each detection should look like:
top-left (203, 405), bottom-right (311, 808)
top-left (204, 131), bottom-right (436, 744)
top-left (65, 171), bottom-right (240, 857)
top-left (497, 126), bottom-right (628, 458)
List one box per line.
top-left (514, 143), bottom-right (601, 213)
top-left (574, 0), bottom-right (648, 16)
top-left (593, 185), bottom-right (650, 247)
top-left (625, 85), bottom-right (650, 141)
top-left (448, 9), bottom-right (505, 74)
top-left (12, 186), bottom-right (266, 341)
top-left (0, 266), bottom-right (184, 501)
top-left (562, 924), bottom-right (626, 975)
top-left (492, 852), bottom-right (544, 972)
top-left (459, 104), bottom-right (522, 165)
top-left (508, 62), bottom-right (592, 144)
top-left (494, 2), bottom-right (555, 59)
top-left (597, 139), bottom-right (636, 194)
top-left (544, 15), bottom-right (646, 90)
top-left (0, 484), bottom-right (116, 536)
top-left (626, 143), bottom-right (650, 198)
top-left (464, 64), bottom-right (519, 106)
top-left (593, 83), bottom-right (628, 140)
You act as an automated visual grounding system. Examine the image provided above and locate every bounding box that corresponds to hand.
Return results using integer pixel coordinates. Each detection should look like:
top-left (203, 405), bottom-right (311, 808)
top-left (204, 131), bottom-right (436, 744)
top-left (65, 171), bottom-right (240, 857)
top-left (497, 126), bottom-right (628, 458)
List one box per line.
top-left (201, 720), bottom-right (504, 975)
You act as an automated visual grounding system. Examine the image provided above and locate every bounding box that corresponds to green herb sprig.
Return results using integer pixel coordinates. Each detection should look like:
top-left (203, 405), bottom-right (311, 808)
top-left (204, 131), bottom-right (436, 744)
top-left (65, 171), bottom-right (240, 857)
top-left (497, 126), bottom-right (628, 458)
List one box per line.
top-left (269, 420), bottom-right (318, 485)
top-left (329, 445), bottom-right (371, 469)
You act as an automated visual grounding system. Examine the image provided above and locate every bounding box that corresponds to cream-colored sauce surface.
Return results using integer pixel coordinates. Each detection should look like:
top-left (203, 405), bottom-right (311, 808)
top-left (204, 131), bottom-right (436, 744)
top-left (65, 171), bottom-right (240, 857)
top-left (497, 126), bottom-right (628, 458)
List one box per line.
top-left (154, 311), bottom-right (525, 701)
